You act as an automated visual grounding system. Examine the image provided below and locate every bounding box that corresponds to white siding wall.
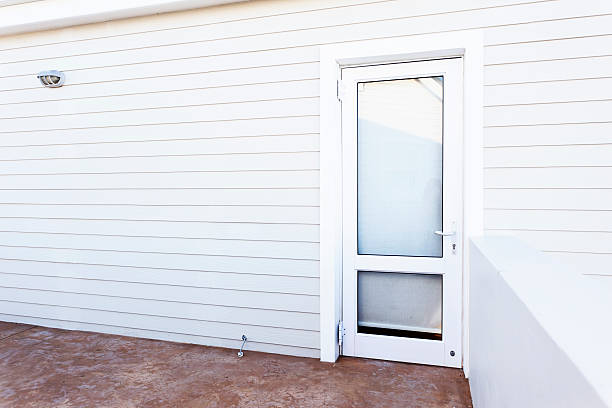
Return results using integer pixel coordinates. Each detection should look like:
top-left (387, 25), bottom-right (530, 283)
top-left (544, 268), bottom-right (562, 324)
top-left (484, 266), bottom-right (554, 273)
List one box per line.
top-left (0, 0), bottom-right (610, 357)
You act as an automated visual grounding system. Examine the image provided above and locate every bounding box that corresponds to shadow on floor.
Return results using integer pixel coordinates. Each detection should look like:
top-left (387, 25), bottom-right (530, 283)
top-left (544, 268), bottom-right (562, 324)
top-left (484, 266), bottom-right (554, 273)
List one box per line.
top-left (0, 321), bottom-right (472, 407)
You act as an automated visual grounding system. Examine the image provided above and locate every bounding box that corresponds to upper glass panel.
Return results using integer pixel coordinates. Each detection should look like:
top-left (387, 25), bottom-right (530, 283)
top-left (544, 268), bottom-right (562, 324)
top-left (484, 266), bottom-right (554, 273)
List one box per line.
top-left (357, 76), bottom-right (443, 257)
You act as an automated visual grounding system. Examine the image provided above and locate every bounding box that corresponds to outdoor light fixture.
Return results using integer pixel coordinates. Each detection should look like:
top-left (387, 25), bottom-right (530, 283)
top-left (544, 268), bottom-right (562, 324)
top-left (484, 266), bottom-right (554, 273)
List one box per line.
top-left (37, 70), bottom-right (65, 88)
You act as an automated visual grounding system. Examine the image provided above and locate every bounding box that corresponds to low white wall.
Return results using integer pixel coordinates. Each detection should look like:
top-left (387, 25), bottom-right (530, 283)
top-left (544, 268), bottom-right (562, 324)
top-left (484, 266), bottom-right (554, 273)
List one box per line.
top-left (469, 236), bottom-right (611, 408)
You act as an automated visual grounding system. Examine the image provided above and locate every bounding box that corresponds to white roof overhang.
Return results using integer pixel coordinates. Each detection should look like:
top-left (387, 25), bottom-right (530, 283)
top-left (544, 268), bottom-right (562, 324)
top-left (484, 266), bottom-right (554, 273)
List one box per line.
top-left (0, 0), bottom-right (249, 36)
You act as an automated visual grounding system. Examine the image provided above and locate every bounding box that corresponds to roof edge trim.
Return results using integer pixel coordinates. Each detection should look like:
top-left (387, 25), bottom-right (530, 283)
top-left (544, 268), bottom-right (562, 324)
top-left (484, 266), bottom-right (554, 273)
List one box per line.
top-left (0, 0), bottom-right (249, 36)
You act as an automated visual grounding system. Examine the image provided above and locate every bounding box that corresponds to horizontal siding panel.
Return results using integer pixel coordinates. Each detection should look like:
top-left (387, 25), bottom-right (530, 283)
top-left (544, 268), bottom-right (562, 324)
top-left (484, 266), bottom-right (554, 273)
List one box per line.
top-left (0, 218), bottom-right (320, 242)
top-left (5, 1), bottom-right (609, 81)
top-left (0, 79), bottom-right (319, 118)
top-left (486, 229), bottom-right (612, 253)
top-left (0, 2), bottom-right (569, 79)
top-left (0, 246), bottom-right (319, 277)
top-left (0, 152), bottom-right (319, 173)
top-left (0, 231), bottom-right (319, 260)
top-left (0, 116), bottom-right (319, 146)
top-left (0, 62), bottom-right (320, 104)
top-left (0, 0), bottom-right (537, 62)
top-left (0, 36), bottom-right (311, 83)
top-left (0, 47), bottom-right (320, 91)
top-left (0, 188), bottom-right (320, 206)
top-left (485, 209), bottom-right (612, 232)
top-left (0, 259), bottom-right (319, 295)
top-left (0, 134), bottom-right (319, 160)
top-left (483, 12), bottom-right (612, 45)
top-left (0, 272), bottom-right (319, 313)
top-left (485, 34), bottom-right (612, 65)
top-left (0, 300), bottom-right (319, 349)
top-left (5, 6), bottom-right (607, 91)
top-left (0, 3), bottom-right (374, 61)
top-left (15, 0), bottom-right (590, 51)
top-left (485, 188), bottom-right (612, 211)
top-left (484, 55), bottom-right (612, 85)
top-left (0, 98), bottom-right (319, 132)
top-left (0, 287), bottom-right (319, 331)
top-left (0, 204), bottom-right (319, 224)
top-left (485, 145), bottom-right (612, 167)
top-left (484, 123), bottom-right (612, 147)
top-left (485, 100), bottom-right (612, 127)
top-left (485, 77), bottom-right (612, 106)
top-left (485, 167), bottom-right (612, 188)
top-left (543, 252), bottom-right (612, 276)
top-left (0, 314), bottom-right (319, 357)
top-left (0, 171), bottom-right (320, 189)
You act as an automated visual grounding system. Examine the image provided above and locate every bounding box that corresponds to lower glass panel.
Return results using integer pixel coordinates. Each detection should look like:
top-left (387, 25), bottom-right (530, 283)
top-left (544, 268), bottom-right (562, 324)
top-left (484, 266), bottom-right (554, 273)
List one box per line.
top-left (357, 271), bottom-right (442, 341)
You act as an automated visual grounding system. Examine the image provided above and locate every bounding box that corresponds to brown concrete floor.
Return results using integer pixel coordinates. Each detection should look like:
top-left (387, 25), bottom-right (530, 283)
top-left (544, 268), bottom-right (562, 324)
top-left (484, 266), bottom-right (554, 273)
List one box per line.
top-left (0, 322), bottom-right (472, 408)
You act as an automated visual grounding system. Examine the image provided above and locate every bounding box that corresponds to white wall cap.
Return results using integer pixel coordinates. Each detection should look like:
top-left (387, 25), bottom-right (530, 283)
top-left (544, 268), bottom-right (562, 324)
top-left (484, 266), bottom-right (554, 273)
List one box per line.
top-left (471, 235), bottom-right (612, 406)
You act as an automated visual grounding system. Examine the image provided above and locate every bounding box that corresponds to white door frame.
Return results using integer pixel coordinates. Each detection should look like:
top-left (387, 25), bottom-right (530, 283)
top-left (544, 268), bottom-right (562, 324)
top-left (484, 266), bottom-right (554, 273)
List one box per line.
top-left (319, 31), bottom-right (484, 377)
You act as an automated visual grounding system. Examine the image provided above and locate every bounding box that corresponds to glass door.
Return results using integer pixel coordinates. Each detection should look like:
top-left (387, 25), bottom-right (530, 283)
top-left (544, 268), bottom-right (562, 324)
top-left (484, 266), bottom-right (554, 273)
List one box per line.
top-left (341, 58), bottom-right (463, 367)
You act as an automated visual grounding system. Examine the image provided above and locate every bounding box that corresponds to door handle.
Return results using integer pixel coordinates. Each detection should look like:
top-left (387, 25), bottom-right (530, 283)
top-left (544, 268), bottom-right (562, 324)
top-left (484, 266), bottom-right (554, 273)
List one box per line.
top-left (434, 230), bottom-right (456, 236)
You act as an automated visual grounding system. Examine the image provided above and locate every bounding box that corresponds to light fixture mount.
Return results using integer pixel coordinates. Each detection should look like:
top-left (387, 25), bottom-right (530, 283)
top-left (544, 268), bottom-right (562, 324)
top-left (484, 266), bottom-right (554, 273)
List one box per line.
top-left (37, 70), bottom-right (65, 88)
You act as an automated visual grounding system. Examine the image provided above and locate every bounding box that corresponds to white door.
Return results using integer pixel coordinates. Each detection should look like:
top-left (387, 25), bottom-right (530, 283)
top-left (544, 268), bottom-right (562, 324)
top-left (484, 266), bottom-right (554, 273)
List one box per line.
top-left (341, 58), bottom-right (463, 367)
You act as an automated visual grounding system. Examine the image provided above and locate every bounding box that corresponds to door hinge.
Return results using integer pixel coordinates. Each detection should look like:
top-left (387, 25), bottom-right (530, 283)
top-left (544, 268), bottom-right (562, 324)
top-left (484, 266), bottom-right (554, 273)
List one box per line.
top-left (338, 320), bottom-right (345, 354)
top-left (337, 80), bottom-right (347, 102)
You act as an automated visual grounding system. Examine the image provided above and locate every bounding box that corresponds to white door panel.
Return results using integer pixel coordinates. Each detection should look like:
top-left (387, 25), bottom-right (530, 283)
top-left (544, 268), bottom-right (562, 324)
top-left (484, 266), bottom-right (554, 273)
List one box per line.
top-left (341, 58), bottom-right (463, 367)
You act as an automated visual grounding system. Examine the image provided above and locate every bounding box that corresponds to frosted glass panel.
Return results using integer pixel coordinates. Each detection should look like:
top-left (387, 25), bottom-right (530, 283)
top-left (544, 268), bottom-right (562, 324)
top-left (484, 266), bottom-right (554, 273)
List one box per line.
top-left (357, 77), bottom-right (443, 257)
top-left (358, 271), bottom-right (442, 340)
